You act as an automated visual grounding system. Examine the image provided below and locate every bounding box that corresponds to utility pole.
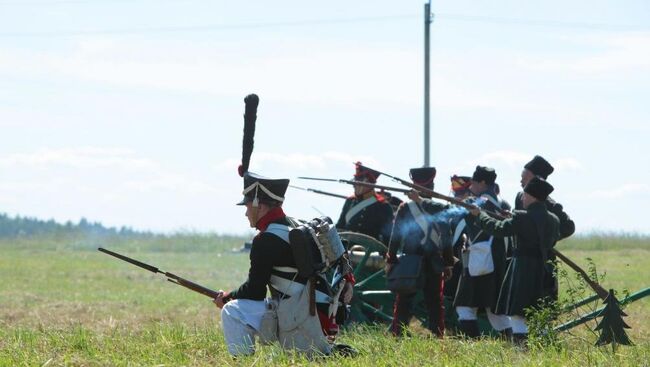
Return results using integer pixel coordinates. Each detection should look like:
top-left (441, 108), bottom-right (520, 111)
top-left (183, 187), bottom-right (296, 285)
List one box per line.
top-left (423, 0), bottom-right (433, 166)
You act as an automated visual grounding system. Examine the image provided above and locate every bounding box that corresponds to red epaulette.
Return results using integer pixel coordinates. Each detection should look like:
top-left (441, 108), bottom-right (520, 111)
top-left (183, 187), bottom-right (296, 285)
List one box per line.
top-left (374, 193), bottom-right (386, 203)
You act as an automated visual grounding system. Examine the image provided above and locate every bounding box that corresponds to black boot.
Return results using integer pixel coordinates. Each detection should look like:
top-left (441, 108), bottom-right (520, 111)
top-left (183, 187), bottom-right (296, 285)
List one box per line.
top-left (499, 328), bottom-right (513, 342)
top-left (512, 333), bottom-right (528, 346)
top-left (331, 343), bottom-right (358, 358)
top-left (458, 320), bottom-right (480, 338)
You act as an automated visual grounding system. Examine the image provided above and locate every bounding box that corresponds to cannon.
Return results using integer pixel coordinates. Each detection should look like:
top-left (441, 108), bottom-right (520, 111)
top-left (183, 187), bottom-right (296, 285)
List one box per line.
top-left (339, 231), bottom-right (491, 333)
top-left (339, 232), bottom-right (650, 336)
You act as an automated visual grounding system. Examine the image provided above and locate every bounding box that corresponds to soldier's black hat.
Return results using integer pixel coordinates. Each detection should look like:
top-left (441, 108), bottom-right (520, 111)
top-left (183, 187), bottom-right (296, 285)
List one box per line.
top-left (524, 176), bottom-right (554, 201)
top-left (524, 155), bottom-right (554, 179)
top-left (471, 166), bottom-right (497, 185)
top-left (236, 171), bottom-right (289, 206)
top-left (409, 167), bottom-right (436, 190)
top-left (354, 161), bottom-right (381, 183)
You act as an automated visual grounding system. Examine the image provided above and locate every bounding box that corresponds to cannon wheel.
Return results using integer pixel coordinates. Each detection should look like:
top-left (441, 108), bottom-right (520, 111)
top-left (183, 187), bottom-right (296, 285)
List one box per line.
top-left (338, 232), bottom-right (395, 324)
top-left (337, 231), bottom-right (471, 333)
top-left (337, 231), bottom-right (506, 336)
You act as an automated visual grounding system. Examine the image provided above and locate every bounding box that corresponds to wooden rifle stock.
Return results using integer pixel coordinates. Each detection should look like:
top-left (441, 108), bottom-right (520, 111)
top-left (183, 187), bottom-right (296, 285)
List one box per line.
top-left (98, 247), bottom-right (221, 299)
top-left (551, 249), bottom-right (609, 300)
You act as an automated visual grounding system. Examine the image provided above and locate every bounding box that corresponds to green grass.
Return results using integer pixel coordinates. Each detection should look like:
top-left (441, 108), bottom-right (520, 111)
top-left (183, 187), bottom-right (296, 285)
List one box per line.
top-left (1, 233), bottom-right (649, 366)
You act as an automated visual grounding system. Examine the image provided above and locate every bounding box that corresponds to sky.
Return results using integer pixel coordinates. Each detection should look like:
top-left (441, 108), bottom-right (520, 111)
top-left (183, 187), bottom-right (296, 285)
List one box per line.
top-left (0, 0), bottom-right (648, 236)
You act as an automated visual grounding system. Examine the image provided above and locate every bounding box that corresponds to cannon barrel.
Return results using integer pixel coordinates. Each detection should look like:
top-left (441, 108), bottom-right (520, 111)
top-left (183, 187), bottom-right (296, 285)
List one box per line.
top-left (349, 250), bottom-right (386, 270)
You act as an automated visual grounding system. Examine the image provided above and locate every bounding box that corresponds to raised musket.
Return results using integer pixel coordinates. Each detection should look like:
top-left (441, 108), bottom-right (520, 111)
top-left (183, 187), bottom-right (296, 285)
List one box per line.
top-left (289, 184), bottom-right (347, 199)
top-left (356, 165), bottom-right (611, 301)
top-left (298, 177), bottom-right (413, 195)
top-left (98, 247), bottom-right (221, 299)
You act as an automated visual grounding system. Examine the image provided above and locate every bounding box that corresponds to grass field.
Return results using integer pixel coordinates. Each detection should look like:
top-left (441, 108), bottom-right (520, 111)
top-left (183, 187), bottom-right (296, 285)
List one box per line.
top-left (0, 233), bottom-right (648, 366)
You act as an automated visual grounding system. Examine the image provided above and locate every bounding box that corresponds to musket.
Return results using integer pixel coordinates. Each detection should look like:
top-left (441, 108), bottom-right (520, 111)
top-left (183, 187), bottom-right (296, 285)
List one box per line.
top-left (305, 172), bottom-right (611, 301)
top-left (552, 249), bottom-right (609, 300)
top-left (299, 176), bottom-right (494, 214)
top-left (298, 177), bottom-right (413, 195)
top-left (98, 247), bottom-right (221, 299)
top-left (289, 184), bottom-right (347, 199)
top-left (363, 165), bottom-right (612, 301)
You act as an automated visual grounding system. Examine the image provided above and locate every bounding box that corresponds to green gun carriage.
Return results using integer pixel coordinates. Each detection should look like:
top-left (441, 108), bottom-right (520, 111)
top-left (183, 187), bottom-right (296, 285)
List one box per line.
top-left (340, 231), bottom-right (650, 335)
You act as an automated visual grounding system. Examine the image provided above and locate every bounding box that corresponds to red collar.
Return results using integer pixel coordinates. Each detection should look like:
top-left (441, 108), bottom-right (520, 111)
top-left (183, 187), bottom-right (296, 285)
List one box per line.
top-left (256, 207), bottom-right (286, 232)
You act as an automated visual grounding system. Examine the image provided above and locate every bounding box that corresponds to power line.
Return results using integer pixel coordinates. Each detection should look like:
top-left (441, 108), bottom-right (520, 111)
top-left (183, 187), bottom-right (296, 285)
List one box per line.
top-left (437, 12), bottom-right (648, 31)
top-left (0, 14), bottom-right (418, 38)
top-left (0, 13), bottom-right (646, 38)
top-left (0, 0), bottom-right (158, 4)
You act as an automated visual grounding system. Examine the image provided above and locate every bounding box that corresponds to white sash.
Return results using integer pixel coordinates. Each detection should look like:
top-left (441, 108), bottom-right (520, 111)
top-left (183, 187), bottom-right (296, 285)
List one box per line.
top-left (344, 196), bottom-right (377, 224)
top-left (407, 201), bottom-right (430, 245)
top-left (453, 219), bottom-right (467, 246)
top-left (481, 194), bottom-right (501, 209)
top-left (269, 274), bottom-right (331, 303)
top-left (263, 226), bottom-right (331, 305)
top-left (265, 223), bottom-right (291, 243)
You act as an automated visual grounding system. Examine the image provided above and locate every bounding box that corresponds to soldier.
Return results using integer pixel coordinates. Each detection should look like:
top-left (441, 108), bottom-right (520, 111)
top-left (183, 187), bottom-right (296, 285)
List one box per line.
top-left (385, 167), bottom-right (454, 337)
top-left (516, 155), bottom-right (575, 300)
top-left (444, 175), bottom-right (472, 300)
top-left (336, 162), bottom-right (395, 245)
top-left (450, 175), bottom-right (472, 200)
top-left (214, 172), bottom-right (331, 356)
top-left (468, 176), bottom-right (560, 343)
top-left (494, 183), bottom-right (512, 212)
top-left (452, 166), bottom-right (511, 338)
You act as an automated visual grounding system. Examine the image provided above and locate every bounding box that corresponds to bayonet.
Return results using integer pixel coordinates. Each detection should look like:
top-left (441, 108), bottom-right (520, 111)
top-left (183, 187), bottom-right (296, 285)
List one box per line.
top-left (289, 184), bottom-right (347, 199)
top-left (98, 247), bottom-right (221, 299)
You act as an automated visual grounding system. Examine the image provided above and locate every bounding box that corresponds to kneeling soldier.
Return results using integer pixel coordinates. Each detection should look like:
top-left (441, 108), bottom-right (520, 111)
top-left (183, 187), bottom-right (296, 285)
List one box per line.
top-left (467, 176), bottom-right (560, 343)
top-left (214, 172), bottom-right (331, 356)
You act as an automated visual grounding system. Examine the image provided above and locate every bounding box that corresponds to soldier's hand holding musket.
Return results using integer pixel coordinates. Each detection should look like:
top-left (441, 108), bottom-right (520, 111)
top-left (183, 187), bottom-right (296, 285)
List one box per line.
top-left (212, 290), bottom-right (226, 309)
top-left (468, 204), bottom-right (481, 216)
top-left (443, 267), bottom-right (452, 281)
top-left (406, 189), bottom-right (423, 203)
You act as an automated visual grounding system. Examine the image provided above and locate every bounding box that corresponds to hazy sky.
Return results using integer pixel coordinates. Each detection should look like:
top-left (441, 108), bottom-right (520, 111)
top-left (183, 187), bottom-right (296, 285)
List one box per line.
top-left (1, 0), bottom-right (648, 235)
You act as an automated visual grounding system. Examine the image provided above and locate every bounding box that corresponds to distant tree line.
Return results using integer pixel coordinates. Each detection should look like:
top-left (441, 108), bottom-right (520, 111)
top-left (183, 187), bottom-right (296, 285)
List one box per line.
top-left (0, 213), bottom-right (148, 238)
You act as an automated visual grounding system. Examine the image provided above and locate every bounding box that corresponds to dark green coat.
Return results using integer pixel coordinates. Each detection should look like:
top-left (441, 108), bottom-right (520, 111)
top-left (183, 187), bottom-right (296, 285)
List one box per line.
top-left (336, 193), bottom-right (394, 245)
top-left (452, 192), bottom-right (508, 310)
top-left (515, 192), bottom-right (574, 240)
top-left (515, 192), bottom-right (575, 300)
top-left (470, 201), bottom-right (560, 316)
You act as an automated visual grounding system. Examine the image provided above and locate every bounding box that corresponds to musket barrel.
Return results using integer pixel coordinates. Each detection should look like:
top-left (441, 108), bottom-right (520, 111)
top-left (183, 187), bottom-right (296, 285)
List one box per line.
top-left (358, 165), bottom-right (610, 301)
top-left (343, 180), bottom-right (411, 194)
top-left (290, 184), bottom-right (347, 199)
top-left (98, 247), bottom-right (160, 273)
top-left (98, 248), bottom-right (221, 299)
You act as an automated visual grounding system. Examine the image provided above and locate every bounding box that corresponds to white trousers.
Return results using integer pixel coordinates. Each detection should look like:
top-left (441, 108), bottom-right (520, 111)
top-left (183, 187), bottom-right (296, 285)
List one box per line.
top-left (220, 299), bottom-right (268, 356)
top-left (456, 306), bottom-right (511, 331)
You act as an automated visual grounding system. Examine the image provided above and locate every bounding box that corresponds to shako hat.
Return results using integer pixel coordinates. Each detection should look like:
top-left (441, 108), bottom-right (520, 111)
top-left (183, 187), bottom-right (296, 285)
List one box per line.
top-left (451, 175), bottom-right (471, 194)
top-left (409, 167), bottom-right (436, 190)
top-left (354, 161), bottom-right (381, 183)
top-left (237, 171), bottom-right (289, 206)
top-left (523, 176), bottom-right (554, 201)
top-left (524, 155), bottom-right (554, 179)
top-left (471, 165), bottom-right (497, 185)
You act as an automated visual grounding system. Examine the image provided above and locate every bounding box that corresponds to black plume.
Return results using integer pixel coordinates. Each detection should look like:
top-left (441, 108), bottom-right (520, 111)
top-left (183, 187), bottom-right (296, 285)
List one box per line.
top-left (239, 94), bottom-right (259, 177)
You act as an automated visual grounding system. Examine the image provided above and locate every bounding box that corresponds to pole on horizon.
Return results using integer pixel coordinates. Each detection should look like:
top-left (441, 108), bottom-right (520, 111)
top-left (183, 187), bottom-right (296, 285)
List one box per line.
top-left (424, 0), bottom-right (433, 166)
